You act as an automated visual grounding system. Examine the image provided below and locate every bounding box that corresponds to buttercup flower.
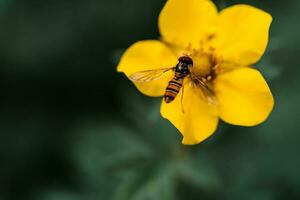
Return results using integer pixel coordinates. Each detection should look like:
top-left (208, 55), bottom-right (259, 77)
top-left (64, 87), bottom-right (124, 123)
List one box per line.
top-left (117, 0), bottom-right (274, 145)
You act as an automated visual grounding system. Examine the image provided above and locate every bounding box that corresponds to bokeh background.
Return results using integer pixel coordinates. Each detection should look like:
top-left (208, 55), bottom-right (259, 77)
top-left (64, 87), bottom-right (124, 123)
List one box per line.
top-left (0, 0), bottom-right (299, 199)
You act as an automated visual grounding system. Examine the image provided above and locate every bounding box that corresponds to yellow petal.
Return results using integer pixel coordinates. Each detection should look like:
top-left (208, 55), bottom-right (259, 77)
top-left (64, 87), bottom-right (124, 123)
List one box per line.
top-left (117, 40), bottom-right (177, 96)
top-left (160, 81), bottom-right (219, 145)
top-left (213, 4), bottom-right (272, 65)
top-left (159, 0), bottom-right (218, 49)
top-left (214, 67), bottom-right (274, 126)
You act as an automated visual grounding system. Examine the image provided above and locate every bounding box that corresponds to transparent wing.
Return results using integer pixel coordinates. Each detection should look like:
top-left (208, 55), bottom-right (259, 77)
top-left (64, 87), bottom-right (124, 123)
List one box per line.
top-left (189, 73), bottom-right (218, 105)
top-left (129, 67), bottom-right (174, 83)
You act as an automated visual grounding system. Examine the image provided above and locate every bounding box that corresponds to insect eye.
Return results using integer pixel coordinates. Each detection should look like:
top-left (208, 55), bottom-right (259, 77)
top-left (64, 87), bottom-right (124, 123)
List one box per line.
top-left (183, 63), bottom-right (189, 68)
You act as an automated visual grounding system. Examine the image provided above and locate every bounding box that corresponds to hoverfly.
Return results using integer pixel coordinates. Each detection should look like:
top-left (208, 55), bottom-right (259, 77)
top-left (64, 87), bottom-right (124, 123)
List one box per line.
top-left (129, 56), bottom-right (217, 107)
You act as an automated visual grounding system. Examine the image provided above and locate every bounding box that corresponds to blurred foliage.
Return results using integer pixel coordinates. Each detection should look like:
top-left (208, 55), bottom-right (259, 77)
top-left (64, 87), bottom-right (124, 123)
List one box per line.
top-left (0, 0), bottom-right (300, 200)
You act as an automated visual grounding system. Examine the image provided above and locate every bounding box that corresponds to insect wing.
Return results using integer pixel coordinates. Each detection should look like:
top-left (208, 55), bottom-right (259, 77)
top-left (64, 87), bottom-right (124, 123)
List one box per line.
top-left (189, 73), bottom-right (218, 105)
top-left (129, 67), bottom-right (174, 83)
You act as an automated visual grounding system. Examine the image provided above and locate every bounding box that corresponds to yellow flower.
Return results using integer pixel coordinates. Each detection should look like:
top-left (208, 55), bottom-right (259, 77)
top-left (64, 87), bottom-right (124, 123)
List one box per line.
top-left (117, 0), bottom-right (274, 145)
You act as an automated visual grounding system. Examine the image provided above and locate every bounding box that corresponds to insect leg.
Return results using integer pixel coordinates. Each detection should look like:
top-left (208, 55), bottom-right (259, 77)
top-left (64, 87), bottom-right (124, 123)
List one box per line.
top-left (181, 85), bottom-right (185, 114)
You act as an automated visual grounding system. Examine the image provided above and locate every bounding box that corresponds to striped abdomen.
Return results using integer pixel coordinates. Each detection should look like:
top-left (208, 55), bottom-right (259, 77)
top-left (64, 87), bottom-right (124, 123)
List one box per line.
top-left (164, 73), bottom-right (185, 103)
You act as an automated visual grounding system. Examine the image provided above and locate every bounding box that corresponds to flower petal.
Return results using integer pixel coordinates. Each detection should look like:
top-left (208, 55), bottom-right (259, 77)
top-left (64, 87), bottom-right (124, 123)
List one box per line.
top-left (160, 82), bottom-right (219, 145)
top-left (159, 0), bottom-right (218, 49)
top-left (117, 40), bottom-right (177, 96)
top-left (214, 67), bottom-right (274, 126)
top-left (213, 4), bottom-right (272, 65)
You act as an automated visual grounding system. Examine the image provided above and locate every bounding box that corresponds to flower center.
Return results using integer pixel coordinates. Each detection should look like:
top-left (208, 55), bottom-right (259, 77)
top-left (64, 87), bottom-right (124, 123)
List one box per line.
top-left (191, 51), bottom-right (213, 75)
top-left (187, 47), bottom-right (218, 84)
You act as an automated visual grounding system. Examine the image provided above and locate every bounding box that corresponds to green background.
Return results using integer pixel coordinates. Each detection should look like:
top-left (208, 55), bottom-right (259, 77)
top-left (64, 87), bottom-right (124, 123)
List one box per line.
top-left (0, 0), bottom-right (299, 199)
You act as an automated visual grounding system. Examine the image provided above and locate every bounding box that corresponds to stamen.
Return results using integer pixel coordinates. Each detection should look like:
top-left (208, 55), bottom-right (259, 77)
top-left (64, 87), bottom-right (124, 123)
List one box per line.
top-left (207, 33), bottom-right (216, 41)
top-left (209, 47), bottom-right (215, 52)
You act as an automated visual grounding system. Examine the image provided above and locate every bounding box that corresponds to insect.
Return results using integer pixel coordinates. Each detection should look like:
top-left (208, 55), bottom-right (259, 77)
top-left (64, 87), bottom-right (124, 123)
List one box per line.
top-left (129, 56), bottom-right (216, 106)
